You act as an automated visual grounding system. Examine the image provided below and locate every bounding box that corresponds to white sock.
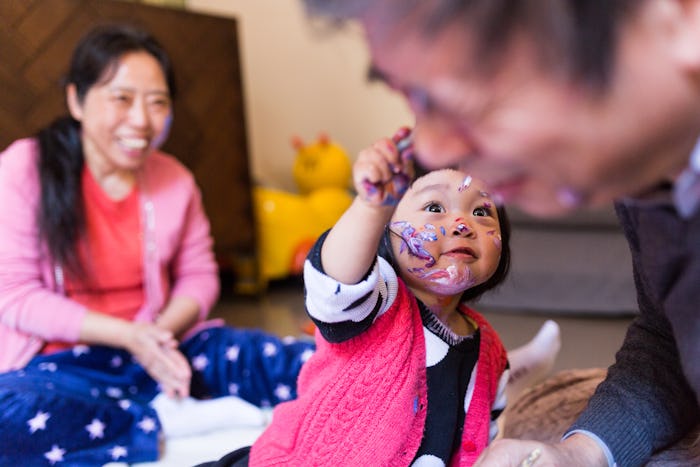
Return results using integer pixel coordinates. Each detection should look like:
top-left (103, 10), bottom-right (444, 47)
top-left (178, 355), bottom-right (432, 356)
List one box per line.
top-left (506, 320), bottom-right (561, 403)
top-left (152, 394), bottom-right (270, 438)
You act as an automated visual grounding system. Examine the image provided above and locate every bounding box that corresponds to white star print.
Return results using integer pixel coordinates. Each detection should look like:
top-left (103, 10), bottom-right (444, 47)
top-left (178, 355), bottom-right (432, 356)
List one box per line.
top-left (110, 355), bottom-right (123, 367)
top-left (300, 349), bottom-right (315, 362)
top-left (72, 345), bottom-right (89, 357)
top-left (38, 362), bottom-right (57, 372)
top-left (225, 345), bottom-right (240, 361)
top-left (228, 383), bottom-right (239, 396)
top-left (85, 418), bottom-right (106, 439)
top-left (44, 445), bottom-right (65, 464)
top-left (262, 342), bottom-right (278, 357)
top-left (109, 445), bottom-right (128, 460)
top-left (106, 386), bottom-right (123, 399)
top-left (274, 384), bottom-right (292, 401)
top-left (137, 416), bottom-right (157, 433)
top-left (118, 399), bottom-right (132, 410)
top-left (28, 410), bottom-right (50, 433)
top-left (192, 354), bottom-right (209, 371)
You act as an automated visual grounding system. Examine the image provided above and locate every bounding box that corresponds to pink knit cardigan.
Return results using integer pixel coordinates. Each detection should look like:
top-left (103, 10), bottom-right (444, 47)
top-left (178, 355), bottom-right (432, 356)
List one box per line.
top-left (250, 280), bottom-right (507, 466)
top-left (0, 138), bottom-right (220, 372)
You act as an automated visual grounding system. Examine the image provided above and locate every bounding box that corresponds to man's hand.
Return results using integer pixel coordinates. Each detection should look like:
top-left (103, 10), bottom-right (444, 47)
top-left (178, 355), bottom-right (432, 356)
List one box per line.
top-left (474, 434), bottom-right (608, 467)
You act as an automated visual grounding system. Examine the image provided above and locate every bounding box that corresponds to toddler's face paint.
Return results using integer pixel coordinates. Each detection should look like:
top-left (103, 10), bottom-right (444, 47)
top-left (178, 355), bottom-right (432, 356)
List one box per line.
top-left (389, 169), bottom-right (503, 300)
top-left (487, 230), bottom-right (502, 250)
top-left (409, 263), bottom-right (477, 295)
top-left (390, 220), bottom-right (436, 267)
top-left (455, 223), bottom-right (470, 235)
top-left (458, 175), bottom-right (472, 192)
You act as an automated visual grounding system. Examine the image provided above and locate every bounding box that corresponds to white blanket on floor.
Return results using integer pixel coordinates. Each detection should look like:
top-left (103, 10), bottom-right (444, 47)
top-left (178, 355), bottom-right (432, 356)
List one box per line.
top-left (133, 426), bottom-right (265, 466)
top-left (106, 395), bottom-right (269, 466)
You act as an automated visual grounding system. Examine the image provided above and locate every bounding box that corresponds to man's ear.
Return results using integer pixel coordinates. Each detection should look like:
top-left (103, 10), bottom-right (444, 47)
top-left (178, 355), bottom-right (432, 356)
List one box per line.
top-left (66, 83), bottom-right (83, 121)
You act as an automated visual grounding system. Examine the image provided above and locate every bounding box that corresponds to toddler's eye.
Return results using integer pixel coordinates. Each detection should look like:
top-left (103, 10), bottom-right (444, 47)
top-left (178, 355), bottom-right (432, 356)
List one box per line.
top-left (424, 202), bottom-right (444, 213)
top-left (473, 206), bottom-right (490, 217)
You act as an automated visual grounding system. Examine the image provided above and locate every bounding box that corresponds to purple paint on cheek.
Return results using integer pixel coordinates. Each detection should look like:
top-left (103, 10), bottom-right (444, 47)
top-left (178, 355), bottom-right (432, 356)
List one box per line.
top-left (480, 191), bottom-right (489, 198)
top-left (391, 221), bottom-right (437, 267)
top-left (440, 226), bottom-right (446, 236)
top-left (483, 201), bottom-right (492, 209)
top-left (487, 230), bottom-right (502, 250)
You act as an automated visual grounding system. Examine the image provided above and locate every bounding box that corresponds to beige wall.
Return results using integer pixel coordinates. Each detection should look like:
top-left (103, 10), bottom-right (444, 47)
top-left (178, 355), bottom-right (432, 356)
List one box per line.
top-left (187, 0), bottom-right (411, 191)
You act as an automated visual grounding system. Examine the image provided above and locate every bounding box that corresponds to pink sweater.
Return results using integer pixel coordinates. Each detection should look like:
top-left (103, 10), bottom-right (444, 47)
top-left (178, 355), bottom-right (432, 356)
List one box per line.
top-left (0, 138), bottom-right (220, 371)
top-left (250, 280), bottom-right (507, 466)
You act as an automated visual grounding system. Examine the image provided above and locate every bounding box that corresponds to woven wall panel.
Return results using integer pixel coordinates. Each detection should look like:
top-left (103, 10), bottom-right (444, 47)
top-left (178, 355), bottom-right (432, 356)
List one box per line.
top-left (1, 0), bottom-right (255, 270)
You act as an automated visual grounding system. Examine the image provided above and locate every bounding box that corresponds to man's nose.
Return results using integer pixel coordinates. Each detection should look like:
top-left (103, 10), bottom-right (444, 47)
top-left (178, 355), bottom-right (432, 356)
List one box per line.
top-left (413, 118), bottom-right (476, 170)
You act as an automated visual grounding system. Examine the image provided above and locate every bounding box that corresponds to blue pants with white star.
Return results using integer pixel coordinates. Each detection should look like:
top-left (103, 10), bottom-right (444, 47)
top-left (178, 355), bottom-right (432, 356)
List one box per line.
top-left (0, 326), bottom-right (314, 466)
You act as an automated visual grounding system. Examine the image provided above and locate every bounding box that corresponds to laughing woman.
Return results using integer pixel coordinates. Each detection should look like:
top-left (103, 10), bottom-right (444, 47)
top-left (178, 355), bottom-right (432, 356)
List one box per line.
top-left (0, 24), bottom-right (312, 465)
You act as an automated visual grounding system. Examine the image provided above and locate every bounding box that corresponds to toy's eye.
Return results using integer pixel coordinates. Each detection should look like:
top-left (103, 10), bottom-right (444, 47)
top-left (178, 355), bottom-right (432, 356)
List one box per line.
top-left (424, 202), bottom-right (444, 213)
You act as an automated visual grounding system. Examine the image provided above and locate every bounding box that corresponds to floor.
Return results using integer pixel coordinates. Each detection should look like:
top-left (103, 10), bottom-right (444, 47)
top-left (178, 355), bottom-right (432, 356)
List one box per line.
top-left (212, 277), bottom-right (635, 375)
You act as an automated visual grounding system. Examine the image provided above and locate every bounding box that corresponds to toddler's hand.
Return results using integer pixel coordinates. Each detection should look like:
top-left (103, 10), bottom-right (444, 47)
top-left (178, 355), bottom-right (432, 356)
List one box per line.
top-left (354, 127), bottom-right (414, 206)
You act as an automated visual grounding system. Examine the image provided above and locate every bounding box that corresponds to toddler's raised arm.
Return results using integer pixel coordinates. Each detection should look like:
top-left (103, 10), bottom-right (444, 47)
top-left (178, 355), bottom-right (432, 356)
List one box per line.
top-left (321, 129), bottom-right (413, 283)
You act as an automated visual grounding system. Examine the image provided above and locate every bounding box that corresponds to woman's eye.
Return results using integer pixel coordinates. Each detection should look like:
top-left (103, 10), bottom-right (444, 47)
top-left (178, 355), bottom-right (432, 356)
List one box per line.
top-left (424, 202), bottom-right (444, 213)
top-left (149, 98), bottom-right (171, 109)
top-left (112, 94), bottom-right (131, 104)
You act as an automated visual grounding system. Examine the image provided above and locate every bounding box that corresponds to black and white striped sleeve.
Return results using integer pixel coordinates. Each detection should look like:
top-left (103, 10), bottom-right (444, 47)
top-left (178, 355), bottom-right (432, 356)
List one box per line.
top-left (303, 233), bottom-right (398, 343)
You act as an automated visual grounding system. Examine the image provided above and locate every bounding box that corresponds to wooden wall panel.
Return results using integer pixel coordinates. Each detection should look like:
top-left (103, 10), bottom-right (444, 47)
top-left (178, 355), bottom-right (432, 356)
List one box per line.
top-left (1, 0), bottom-right (256, 288)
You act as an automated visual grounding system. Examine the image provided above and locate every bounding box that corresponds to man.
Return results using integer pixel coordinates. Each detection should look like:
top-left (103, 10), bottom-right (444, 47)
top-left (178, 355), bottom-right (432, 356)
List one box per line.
top-left (300, 1), bottom-right (700, 466)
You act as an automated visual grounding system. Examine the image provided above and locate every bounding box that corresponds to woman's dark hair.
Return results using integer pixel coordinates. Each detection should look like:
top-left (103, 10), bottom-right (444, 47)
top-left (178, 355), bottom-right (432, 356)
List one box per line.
top-left (378, 200), bottom-right (511, 304)
top-left (36, 24), bottom-right (175, 277)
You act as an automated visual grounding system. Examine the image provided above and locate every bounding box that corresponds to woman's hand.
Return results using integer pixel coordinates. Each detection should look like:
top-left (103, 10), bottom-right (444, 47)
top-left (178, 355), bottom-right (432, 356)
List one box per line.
top-left (80, 306), bottom-right (196, 399)
top-left (125, 321), bottom-right (192, 398)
